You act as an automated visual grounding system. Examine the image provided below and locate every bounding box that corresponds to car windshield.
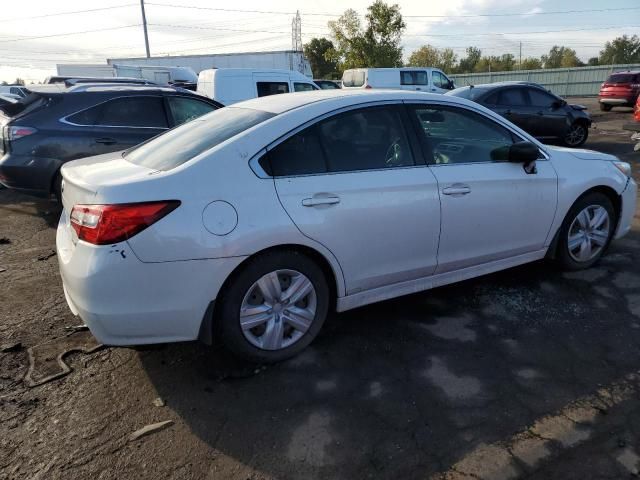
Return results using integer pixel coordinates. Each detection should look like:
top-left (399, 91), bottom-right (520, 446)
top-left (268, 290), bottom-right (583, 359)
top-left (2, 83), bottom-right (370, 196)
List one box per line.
top-left (607, 73), bottom-right (638, 83)
top-left (125, 107), bottom-right (275, 171)
top-left (445, 86), bottom-right (491, 101)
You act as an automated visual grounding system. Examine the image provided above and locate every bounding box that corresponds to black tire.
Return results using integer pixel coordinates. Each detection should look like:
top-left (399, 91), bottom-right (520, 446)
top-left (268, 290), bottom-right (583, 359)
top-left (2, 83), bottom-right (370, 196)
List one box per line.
top-left (563, 122), bottom-right (589, 147)
top-left (53, 172), bottom-right (63, 203)
top-left (555, 192), bottom-right (616, 271)
top-left (215, 250), bottom-right (330, 363)
top-left (599, 103), bottom-right (612, 112)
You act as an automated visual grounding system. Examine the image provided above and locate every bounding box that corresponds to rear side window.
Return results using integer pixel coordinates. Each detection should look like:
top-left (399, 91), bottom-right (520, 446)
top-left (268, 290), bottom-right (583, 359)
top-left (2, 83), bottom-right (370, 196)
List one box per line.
top-left (294, 82), bottom-right (316, 92)
top-left (342, 70), bottom-right (365, 87)
top-left (401, 71), bottom-right (428, 85)
top-left (497, 88), bottom-right (527, 106)
top-left (266, 106), bottom-right (414, 176)
top-left (167, 96), bottom-right (216, 126)
top-left (125, 107), bottom-right (274, 171)
top-left (67, 96), bottom-right (168, 128)
top-left (257, 82), bottom-right (289, 97)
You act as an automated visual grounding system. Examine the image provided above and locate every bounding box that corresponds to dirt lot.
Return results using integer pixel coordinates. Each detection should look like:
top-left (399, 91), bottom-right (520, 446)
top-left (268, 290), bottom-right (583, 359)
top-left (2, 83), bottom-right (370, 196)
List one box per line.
top-left (1, 98), bottom-right (640, 480)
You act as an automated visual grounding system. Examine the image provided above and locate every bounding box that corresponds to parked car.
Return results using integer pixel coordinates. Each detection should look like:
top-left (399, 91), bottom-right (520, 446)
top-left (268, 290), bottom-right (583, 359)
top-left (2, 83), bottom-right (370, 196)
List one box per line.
top-left (197, 68), bottom-right (319, 105)
top-left (341, 67), bottom-right (455, 93)
top-left (57, 90), bottom-right (636, 363)
top-left (598, 71), bottom-right (640, 111)
top-left (0, 84), bottom-right (222, 200)
top-left (0, 85), bottom-right (29, 98)
top-left (314, 79), bottom-right (341, 90)
top-left (447, 82), bottom-right (592, 147)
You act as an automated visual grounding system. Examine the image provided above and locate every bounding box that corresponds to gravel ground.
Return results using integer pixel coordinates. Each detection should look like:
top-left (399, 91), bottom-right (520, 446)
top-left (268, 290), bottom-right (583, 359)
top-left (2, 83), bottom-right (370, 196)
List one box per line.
top-left (1, 97), bottom-right (639, 480)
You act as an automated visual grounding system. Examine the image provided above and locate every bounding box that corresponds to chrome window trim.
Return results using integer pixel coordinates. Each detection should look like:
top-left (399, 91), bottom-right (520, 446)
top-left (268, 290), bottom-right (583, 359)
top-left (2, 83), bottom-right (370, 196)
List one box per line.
top-left (59, 94), bottom-right (170, 130)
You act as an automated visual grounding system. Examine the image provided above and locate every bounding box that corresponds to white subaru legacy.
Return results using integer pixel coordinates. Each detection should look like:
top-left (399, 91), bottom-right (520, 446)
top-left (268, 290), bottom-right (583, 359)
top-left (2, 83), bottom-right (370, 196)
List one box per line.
top-left (57, 90), bottom-right (637, 362)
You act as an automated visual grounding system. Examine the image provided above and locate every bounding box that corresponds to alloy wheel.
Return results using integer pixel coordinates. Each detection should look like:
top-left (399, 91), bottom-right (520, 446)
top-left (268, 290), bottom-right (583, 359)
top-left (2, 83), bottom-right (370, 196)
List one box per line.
top-left (565, 124), bottom-right (586, 146)
top-left (239, 269), bottom-right (317, 351)
top-left (567, 205), bottom-right (610, 262)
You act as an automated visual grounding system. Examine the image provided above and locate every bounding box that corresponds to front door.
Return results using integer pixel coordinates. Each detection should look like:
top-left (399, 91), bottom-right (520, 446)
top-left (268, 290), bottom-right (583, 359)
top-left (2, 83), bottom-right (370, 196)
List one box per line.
top-left (407, 103), bottom-right (558, 272)
top-left (524, 87), bottom-right (570, 139)
top-left (268, 104), bottom-right (441, 294)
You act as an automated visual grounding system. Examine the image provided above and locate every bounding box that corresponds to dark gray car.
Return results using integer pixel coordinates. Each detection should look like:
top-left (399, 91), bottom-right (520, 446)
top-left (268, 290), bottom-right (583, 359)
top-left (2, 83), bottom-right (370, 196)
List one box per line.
top-left (0, 84), bottom-right (222, 199)
top-left (446, 82), bottom-right (592, 147)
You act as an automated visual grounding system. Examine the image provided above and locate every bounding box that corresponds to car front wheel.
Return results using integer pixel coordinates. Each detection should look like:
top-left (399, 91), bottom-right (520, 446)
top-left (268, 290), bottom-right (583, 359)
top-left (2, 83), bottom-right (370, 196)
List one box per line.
top-left (564, 122), bottom-right (588, 147)
top-left (216, 250), bottom-right (330, 363)
top-left (556, 192), bottom-right (615, 270)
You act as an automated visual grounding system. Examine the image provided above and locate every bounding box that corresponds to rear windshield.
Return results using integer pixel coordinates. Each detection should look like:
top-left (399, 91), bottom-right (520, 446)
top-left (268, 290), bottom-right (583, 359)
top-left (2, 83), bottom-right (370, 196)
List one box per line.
top-left (124, 107), bottom-right (274, 171)
top-left (445, 86), bottom-right (491, 101)
top-left (607, 73), bottom-right (638, 84)
top-left (342, 70), bottom-right (365, 87)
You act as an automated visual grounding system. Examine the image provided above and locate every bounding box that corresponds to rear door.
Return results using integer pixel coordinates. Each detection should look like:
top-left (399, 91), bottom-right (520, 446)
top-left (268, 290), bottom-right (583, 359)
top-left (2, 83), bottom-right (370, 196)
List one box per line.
top-left (492, 87), bottom-right (531, 132)
top-left (270, 104), bottom-right (441, 294)
top-left (63, 95), bottom-right (169, 158)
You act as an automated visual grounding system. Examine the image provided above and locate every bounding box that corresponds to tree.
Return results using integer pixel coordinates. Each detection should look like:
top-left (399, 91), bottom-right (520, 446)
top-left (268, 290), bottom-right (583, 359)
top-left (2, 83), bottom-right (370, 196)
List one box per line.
top-left (475, 54), bottom-right (516, 72)
top-left (519, 57), bottom-right (543, 70)
top-left (457, 47), bottom-right (482, 73)
top-left (304, 38), bottom-right (338, 78)
top-left (587, 57), bottom-right (600, 66)
top-left (598, 35), bottom-right (640, 65)
top-left (328, 1), bottom-right (405, 70)
top-left (541, 46), bottom-right (582, 68)
top-left (406, 45), bottom-right (457, 72)
top-left (14, 78), bottom-right (25, 86)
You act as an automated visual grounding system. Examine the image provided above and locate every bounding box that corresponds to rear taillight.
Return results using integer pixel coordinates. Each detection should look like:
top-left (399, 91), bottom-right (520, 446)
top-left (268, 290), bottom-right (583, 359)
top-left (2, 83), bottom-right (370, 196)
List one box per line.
top-left (6, 126), bottom-right (37, 141)
top-left (70, 201), bottom-right (180, 245)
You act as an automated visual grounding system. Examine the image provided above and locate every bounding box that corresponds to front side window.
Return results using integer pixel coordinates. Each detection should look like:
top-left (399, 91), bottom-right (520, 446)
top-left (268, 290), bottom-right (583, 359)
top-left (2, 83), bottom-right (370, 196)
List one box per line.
top-left (432, 71), bottom-right (449, 89)
top-left (294, 82), bottom-right (316, 92)
top-left (257, 82), bottom-right (289, 97)
top-left (410, 105), bottom-right (515, 164)
top-left (497, 88), bottom-right (527, 106)
top-left (266, 106), bottom-right (414, 176)
top-left (167, 96), bottom-right (216, 125)
top-left (527, 89), bottom-right (557, 108)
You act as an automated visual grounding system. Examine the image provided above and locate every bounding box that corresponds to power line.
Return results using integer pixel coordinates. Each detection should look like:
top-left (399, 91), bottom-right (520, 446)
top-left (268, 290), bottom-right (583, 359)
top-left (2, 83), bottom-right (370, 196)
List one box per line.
top-left (404, 25), bottom-right (640, 37)
top-left (0, 25), bottom-right (142, 44)
top-left (4, 4), bottom-right (137, 22)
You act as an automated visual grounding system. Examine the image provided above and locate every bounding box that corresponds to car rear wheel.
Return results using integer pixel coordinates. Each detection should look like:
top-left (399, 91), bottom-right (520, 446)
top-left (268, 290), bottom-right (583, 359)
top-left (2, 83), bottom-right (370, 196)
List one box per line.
top-left (556, 192), bottom-right (615, 270)
top-left (599, 103), bottom-right (612, 112)
top-left (563, 122), bottom-right (588, 147)
top-left (216, 250), bottom-right (330, 363)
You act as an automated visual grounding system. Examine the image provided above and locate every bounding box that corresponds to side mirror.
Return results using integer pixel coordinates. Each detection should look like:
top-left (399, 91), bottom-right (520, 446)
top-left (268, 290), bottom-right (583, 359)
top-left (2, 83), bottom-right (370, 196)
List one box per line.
top-left (491, 141), bottom-right (540, 166)
top-left (448, 80), bottom-right (455, 90)
top-left (552, 99), bottom-right (566, 109)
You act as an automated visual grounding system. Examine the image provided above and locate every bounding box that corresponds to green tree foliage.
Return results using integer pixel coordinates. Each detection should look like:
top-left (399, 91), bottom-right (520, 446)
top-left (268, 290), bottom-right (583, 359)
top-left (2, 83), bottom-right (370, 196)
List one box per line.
top-left (587, 57), bottom-right (600, 66)
top-left (519, 57), bottom-right (543, 70)
top-left (598, 35), bottom-right (640, 64)
top-left (457, 47), bottom-right (482, 73)
top-left (475, 54), bottom-right (517, 72)
top-left (406, 45), bottom-right (457, 72)
top-left (541, 46), bottom-right (583, 68)
top-left (328, 1), bottom-right (405, 70)
top-left (303, 38), bottom-right (339, 78)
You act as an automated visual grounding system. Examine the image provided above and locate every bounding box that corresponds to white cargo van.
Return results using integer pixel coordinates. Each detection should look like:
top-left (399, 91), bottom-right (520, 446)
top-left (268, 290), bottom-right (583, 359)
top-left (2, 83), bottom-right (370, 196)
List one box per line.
top-left (197, 68), bottom-right (318, 105)
top-left (342, 67), bottom-right (455, 94)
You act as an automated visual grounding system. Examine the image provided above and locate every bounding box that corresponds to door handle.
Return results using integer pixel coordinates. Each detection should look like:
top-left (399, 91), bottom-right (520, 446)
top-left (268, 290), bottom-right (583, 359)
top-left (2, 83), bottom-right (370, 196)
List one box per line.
top-left (95, 138), bottom-right (117, 145)
top-left (302, 196), bottom-right (340, 207)
top-left (442, 184), bottom-right (471, 196)
top-left (431, 88), bottom-right (436, 92)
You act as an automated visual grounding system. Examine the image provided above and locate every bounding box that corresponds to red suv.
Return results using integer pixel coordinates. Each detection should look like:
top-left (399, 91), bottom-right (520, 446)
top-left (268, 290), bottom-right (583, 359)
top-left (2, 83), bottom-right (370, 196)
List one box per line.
top-left (599, 70), bottom-right (640, 111)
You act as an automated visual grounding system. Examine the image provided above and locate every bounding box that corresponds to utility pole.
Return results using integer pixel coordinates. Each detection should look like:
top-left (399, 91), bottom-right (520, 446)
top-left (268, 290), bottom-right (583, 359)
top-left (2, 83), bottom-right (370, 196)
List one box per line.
top-left (519, 42), bottom-right (522, 68)
top-left (140, 0), bottom-right (151, 58)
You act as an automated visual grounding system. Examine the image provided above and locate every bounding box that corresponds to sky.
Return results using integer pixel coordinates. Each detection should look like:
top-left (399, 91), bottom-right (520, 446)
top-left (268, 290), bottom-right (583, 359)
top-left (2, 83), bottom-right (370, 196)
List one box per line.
top-left (1, 0), bottom-right (639, 83)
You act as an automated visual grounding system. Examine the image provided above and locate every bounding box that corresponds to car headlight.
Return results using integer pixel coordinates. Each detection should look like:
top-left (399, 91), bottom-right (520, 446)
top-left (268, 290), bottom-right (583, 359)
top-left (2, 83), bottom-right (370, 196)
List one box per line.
top-left (613, 161), bottom-right (632, 177)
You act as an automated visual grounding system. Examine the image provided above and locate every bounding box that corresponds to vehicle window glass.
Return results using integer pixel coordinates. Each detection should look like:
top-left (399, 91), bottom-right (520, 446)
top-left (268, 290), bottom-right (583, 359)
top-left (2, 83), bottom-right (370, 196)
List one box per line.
top-left (9, 88), bottom-right (20, 95)
top-left (447, 86), bottom-right (492, 101)
top-left (527, 89), bottom-right (556, 108)
top-left (294, 82), bottom-right (316, 92)
top-left (167, 96), bottom-right (216, 125)
top-left (267, 125), bottom-right (327, 176)
top-left (410, 105), bottom-right (515, 164)
top-left (97, 97), bottom-right (167, 128)
top-left (66, 104), bottom-right (102, 125)
top-left (607, 73), bottom-right (635, 83)
top-left (400, 71), bottom-right (427, 86)
top-left (125, 107), bottom-right (274, 171)
top-left (257, 82), bottom-right (289, 97)
top-left (497, 88), bottom-right (527, 106)
top-left (319, 106), bottom-right (414, 172)
top-left (432, 71), bottom-right (449, 89)
top-left (484, 91), bottom-right (499, 104)
top-left (342, 70), bottom-right (365, 87)
top-left (317, 81), bottom-right (339, 90)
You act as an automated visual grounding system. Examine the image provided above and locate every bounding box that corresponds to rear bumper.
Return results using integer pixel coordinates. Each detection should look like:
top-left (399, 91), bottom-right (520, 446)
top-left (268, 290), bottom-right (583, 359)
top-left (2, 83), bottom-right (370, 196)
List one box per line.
top-left (56, 212), bottom-right (246, 345)
top-left (615, 177), bottom-right (638, 239)
top-left (599, 96), bottom-right (635, 106)
top-left (0, 153), bottom-right (62, 195)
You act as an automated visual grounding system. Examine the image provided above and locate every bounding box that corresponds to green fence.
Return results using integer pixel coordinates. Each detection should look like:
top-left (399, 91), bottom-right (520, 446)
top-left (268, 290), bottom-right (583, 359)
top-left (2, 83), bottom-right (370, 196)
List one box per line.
top-left (450, 64), bottom-right (640, 97)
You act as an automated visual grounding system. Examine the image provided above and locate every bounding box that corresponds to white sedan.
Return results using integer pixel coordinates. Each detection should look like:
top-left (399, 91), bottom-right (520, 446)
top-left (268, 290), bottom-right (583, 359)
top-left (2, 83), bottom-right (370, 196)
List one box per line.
top-left (57, 90), bottom-right (637, 362)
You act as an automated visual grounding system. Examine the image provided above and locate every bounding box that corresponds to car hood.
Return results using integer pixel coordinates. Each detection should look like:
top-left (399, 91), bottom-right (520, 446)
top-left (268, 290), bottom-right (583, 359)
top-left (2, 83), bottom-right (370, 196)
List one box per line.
top-left (547, 145), bottom-right (618, 162)
top-left (569, 104), bottom-right (587, 111)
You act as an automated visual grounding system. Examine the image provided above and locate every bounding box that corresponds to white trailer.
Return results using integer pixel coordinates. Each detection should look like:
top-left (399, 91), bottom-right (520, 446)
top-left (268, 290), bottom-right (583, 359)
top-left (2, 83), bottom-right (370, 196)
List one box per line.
top-left (107, 50), bottom-right (313, 78)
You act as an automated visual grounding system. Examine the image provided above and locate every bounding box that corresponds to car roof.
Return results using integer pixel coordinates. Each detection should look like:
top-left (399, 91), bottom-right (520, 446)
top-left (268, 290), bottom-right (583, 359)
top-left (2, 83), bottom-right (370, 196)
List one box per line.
top-left (27, 84), bottom-right (178, 94)
top-left (229, 89), bottom-right (472, 115)
top-left (609, 70), bottom-right (640, 75)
